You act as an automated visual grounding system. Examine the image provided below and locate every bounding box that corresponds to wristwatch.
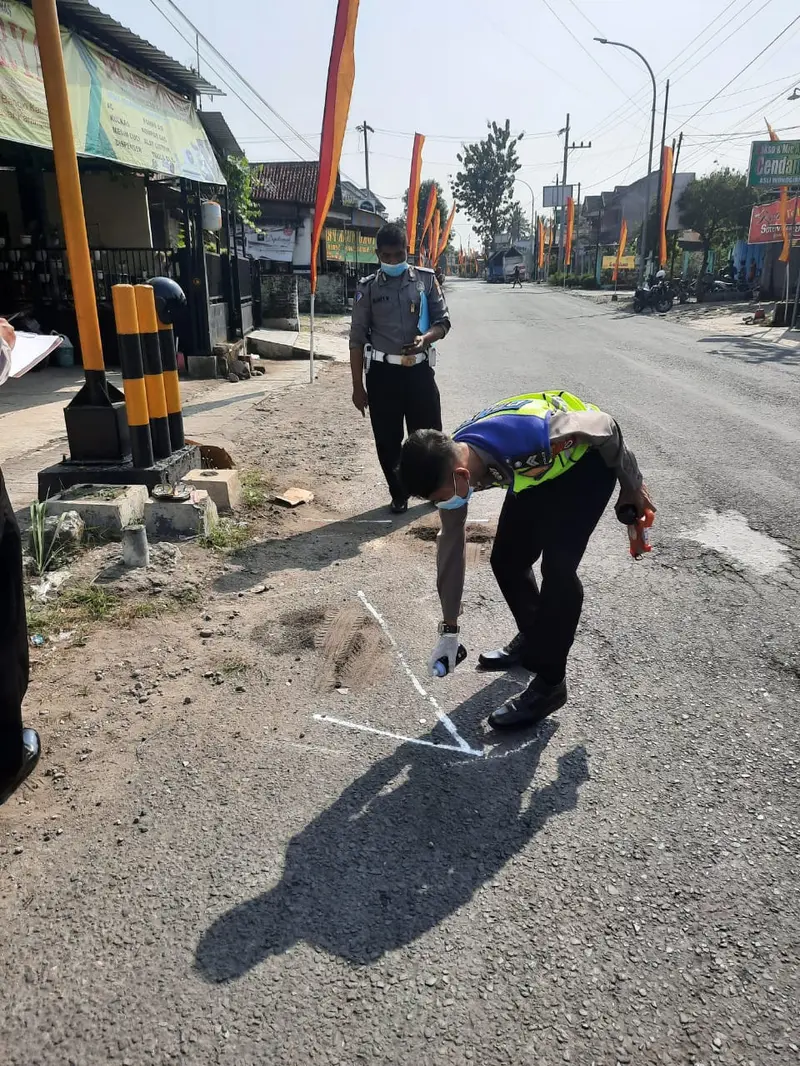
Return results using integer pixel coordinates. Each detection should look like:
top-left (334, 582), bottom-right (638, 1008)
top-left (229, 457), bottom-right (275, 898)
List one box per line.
top-left (438, 622), bottom-right (460, 635)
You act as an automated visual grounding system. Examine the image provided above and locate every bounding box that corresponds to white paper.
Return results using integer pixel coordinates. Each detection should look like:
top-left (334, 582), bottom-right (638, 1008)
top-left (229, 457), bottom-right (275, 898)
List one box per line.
top-left (9, 333), bottom-right (63, 379)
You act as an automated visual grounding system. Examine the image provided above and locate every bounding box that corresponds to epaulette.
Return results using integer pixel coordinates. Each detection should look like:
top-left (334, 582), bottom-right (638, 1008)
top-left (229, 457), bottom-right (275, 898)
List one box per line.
top-left (358, 273), bottom-right (376, 285)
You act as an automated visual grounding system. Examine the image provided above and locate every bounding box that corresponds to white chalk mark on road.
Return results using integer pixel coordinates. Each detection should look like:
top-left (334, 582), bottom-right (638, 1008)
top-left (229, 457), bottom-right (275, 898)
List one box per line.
top-left (356, 590), bottom-right (482, 756)
top-left (313, 714), bottom-right (480, 756)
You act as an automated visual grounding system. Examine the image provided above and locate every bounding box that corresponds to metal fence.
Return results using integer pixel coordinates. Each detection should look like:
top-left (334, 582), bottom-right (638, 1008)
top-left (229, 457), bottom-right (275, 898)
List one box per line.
top-left (0, 245), bottom-right (178, 308)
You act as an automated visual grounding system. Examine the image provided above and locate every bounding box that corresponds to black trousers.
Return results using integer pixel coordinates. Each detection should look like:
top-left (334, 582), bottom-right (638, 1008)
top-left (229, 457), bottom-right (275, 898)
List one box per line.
top-left (490, 450), bottom-right (616, 684)
top-left (366, 359), bottom-right (442, 500)
top-left (0, 467), bottom-right (28, 778)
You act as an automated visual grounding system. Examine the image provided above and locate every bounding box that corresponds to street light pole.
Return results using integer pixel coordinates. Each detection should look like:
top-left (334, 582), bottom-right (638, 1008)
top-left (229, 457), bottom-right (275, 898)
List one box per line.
top-left (595, 38), bottom-right (657, 283)
top-left (515, 177), bottom-right (535, 277)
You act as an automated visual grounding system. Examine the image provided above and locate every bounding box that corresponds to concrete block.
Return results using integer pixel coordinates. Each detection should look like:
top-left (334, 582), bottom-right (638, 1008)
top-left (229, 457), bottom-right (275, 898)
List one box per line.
top-left (145, 490), bottom-right (218, 539)
top-left (47, 483), bottom-right (148, 536)
top-left (187, 355), bottom-right (219, 379)
top-left (246, 329), bottom-right (300, 360)
top-left (182, 468), bottom-right (242, 513)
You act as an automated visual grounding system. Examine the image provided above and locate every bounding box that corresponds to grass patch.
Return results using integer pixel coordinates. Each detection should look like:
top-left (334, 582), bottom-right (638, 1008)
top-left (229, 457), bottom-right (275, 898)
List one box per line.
top-left (240, 469), bottom-right (270, 511)
top-left (26, 582), bottom-right (182, 641)
top-left (201, 517), bottom-right (252, 551)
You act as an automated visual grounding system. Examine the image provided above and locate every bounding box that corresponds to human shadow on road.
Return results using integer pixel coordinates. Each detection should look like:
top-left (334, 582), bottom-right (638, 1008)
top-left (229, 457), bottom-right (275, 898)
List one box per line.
top-left (211, 501), bottom-right (432, 594)
top-left (194, 679), bottom-right (589, 977)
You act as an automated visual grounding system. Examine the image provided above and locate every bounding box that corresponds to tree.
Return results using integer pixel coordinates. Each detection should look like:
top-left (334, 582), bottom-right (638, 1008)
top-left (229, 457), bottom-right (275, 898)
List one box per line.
top-left (222, 155), bottom-right (260, 230)
top-left (677, 169), bottom-right (758, 277)
top-left (509, 202), bottom-right (531, 243)
top-left (402, 178), bottom-right (451, 253)
top-left (452, 120), bottom-right (523, 255)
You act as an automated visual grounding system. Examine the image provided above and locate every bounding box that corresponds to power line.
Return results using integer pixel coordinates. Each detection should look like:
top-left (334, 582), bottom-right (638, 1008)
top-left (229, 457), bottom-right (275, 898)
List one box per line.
top-left (670, 13), bottom-right (800, 135)
top-left (153, 0), bottom-right (320, 159)
top-left (539, 0), bottom-right (648, 116)
top-left (584, 26), bottom-right (800, 193)
top-left (146, 0), bottom-right (309, 161)
top-left (585, 0), bottom-right (764, 141)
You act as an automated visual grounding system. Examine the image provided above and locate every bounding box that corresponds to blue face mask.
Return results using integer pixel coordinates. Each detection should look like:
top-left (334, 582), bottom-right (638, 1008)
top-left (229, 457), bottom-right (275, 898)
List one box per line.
top-left (436, 473), bottom-right (474, 510)
top-left (380, 260), bottom-right (409, 277)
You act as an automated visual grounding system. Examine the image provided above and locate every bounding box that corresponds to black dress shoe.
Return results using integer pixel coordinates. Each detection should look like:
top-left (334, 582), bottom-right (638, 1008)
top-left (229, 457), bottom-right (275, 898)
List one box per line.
top-left (390, 498), bottom-right (408, 514)
top-left (0, 728), bottom-right (41, 806)
top-left (477, 632), bottom-right (526, 671)
top-left (488, 677), bottom-right (567, 730)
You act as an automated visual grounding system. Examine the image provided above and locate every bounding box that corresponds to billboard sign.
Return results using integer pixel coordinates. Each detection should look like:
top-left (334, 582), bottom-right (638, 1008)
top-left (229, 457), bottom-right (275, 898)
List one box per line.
top-left (602, 255), bottom-right (637, 271)
top-left (0, 0), bottom-right (224, 184)
top-left (747, 140), bottom-right (800, 188)
top-left (542, 184), bottom-right (574, 208)
top-left (748, 196), bottom-right (800, 244)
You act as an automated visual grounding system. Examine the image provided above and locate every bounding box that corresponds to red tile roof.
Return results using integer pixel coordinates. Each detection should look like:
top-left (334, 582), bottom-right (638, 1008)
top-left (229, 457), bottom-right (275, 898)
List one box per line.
top-left (251, 161), bottom-right (319, 205)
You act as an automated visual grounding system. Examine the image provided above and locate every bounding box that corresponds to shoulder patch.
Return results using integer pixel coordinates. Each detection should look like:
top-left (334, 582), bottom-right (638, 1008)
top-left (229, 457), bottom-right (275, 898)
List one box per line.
top-left (355, 290), bottom-right (363, 302)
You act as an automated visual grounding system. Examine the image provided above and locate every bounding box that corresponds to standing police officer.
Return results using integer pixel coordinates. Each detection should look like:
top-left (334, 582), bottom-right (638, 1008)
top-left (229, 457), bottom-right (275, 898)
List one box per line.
top-left (349, 222), bottom-right (451, 513)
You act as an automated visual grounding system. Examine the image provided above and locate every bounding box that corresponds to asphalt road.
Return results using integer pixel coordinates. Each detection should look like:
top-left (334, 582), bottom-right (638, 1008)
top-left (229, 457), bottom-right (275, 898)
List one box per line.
top-left (3, 281), bottom-right (800, 1066)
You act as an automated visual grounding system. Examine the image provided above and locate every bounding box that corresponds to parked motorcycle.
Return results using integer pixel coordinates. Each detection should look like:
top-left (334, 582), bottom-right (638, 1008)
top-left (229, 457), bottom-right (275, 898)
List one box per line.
top-left (633, 277), bottom-right (672, 314)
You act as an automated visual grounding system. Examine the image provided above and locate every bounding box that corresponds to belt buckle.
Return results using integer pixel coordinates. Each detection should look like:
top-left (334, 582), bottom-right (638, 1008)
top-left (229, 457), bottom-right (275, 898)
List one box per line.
top-left (400, 354), bottom-right (417, 367)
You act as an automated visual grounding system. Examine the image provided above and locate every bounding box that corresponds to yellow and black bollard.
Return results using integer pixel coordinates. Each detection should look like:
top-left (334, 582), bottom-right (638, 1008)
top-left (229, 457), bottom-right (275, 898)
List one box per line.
top-left (157, 320), bottom-right (185, 450)
top-left (134, 284), bottom-right (172, 460)
top-left (111, 285), bottom-right (154, 469)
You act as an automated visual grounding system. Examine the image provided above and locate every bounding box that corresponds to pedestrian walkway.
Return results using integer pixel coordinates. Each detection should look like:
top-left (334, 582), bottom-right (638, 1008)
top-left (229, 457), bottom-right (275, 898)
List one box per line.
top-left (0, 359), bottom-right (313, 509)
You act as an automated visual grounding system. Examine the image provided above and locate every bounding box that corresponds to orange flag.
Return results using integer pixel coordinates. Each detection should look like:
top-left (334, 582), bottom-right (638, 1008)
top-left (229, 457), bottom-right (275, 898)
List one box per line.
top-left (564, 196), bottom-right (575, 266)
top-left (430, 210), bottom-right (441, 268)
top-left (659, 144), bottom-right (674, 267)
top-left (420, 184), bottom-right (437, 247)
top-left (406, 133), bottom-right (425, 254)
top-left (310, 0), bottom-right (360, 293)
top-left (766, 119), bottom-right (792, 264)
top-left (537, 216), bottom-right (545, 268)
top-left (437, 204), bottom-right (456, 260)
top-left (614, 218), bottom-right (627, 282)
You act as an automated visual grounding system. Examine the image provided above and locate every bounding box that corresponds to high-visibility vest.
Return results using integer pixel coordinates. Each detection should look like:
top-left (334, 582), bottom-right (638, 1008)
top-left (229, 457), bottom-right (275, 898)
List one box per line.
top-left (453, 390), bottom-right (599, 494)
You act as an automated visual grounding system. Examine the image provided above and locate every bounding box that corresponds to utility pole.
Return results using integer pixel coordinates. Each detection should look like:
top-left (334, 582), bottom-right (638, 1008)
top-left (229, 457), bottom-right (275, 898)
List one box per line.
top-left (557, 113), bottom-right (592, 271)
top-left (356, 120), bottom-right (374, 194)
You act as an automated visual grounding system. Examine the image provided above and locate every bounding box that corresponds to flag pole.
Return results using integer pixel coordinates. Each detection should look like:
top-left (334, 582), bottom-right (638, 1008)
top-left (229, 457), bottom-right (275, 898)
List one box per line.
top-left (309, 291), bottom-right (315, 383)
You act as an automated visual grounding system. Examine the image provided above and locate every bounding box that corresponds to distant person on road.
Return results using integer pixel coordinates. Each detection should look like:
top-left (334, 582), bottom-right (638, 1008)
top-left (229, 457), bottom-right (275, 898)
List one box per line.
top-left (398, 390), bottom-right (654, 731)
top-left (510, 264), bottom-right (522, 288)
top-left (0, 317), bottom-right (41, 806)
top-left (349, 223), bottom-right (451, 514)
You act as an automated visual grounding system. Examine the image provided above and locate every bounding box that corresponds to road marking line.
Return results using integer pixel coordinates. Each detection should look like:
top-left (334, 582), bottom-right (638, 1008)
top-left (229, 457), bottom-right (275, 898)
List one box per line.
top-left (313, 714), bottom-right (480, 756)
top-left (357, 590), bottom-right (481, 756)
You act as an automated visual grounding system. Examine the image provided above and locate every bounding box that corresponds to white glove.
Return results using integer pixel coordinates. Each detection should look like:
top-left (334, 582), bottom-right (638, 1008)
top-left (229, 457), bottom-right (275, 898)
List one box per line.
top-left (428, 633), bottom-right (460, 677)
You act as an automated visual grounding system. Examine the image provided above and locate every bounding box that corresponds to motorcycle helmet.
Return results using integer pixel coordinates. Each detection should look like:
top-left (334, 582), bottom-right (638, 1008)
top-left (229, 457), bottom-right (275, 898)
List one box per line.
top-left (655, 269), bottom-right (666, 279)
top-left (146, 276), bottom-right (187, 325)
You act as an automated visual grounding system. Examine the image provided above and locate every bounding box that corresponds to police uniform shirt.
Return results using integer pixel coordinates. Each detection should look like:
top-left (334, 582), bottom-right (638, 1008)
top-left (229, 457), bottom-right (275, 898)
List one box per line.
top-left (349, 266), bottom-right (451, 355)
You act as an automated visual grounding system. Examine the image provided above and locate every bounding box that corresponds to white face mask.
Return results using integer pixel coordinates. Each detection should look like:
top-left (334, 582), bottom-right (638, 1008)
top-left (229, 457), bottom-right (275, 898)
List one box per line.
top-left (436, 472), bottom-right (473, 510)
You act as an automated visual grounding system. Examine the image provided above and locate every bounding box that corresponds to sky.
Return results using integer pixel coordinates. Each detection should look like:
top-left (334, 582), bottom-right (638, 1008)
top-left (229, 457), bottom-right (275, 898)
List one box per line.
top-left (95, 0), bottom-right (800, 246)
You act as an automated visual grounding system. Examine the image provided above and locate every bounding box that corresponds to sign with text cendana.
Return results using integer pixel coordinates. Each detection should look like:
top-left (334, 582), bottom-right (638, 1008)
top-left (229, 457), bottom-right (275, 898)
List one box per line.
top-left (747, 140), bottom-right (800, 188)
